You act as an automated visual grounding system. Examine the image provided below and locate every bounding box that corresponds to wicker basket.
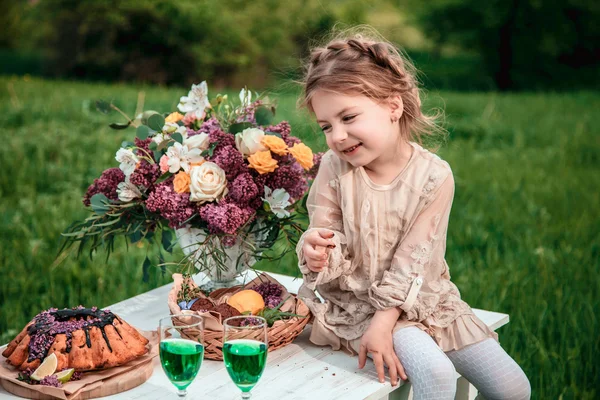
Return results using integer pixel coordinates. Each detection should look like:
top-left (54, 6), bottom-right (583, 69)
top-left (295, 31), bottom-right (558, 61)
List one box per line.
top-left (167, 272), bottom-right (311, 360)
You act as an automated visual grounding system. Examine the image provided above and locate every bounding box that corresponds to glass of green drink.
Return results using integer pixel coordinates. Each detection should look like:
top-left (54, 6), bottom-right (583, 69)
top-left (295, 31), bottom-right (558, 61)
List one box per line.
top-left (159, 314), bottom-right (205, 398)
top-left (222, 316), bottom-right (268, 399)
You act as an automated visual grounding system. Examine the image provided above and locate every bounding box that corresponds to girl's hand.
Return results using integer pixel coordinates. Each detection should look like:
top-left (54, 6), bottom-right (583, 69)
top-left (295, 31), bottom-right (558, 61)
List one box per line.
top-left (302, 229), bottom-right (336, 273)
top-left (358, 309), bottom-right (408, 386)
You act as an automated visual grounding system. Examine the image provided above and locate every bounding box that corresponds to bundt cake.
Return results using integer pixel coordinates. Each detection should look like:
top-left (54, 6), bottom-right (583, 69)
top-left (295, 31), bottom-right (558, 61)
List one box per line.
top-left (2, 307), bottom-right (149, 371)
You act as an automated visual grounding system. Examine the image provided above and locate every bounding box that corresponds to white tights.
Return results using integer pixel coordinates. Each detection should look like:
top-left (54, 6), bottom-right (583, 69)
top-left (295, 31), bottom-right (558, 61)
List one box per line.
top-left (391, 327), bottom-right (531, 400)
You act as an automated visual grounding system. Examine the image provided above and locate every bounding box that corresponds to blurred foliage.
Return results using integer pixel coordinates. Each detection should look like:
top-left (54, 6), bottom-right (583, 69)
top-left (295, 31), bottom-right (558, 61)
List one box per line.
top-left (1, 0), bottom-right (344, 87)
top-left (406, 0), bottom-right (600, 90)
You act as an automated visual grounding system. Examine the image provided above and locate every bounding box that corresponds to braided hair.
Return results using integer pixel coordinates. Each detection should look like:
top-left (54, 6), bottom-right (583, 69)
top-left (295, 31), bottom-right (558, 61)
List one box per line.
top-left (300, 29), bottom-right (443, 145)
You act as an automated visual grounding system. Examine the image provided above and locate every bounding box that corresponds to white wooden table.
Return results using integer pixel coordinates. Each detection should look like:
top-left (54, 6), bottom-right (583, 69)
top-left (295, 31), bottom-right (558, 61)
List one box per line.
top-left (0, 271), bottom-right (509, 400)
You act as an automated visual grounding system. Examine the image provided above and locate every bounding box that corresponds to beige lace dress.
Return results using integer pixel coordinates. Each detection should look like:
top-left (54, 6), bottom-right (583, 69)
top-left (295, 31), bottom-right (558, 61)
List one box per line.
top-left (296, 142), bottom-right (498, 354)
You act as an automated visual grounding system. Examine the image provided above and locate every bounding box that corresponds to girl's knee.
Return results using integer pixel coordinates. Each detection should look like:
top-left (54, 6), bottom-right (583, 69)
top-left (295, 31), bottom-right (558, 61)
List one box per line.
top-left (422, 356), bottom-right (456, 385)
top-left (479, 370), bottom-right (531, 400)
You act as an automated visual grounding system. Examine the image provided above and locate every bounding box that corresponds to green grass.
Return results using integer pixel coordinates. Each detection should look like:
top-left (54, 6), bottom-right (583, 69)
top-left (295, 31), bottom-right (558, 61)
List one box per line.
top-left (1, 76), bottom-right (598, 399)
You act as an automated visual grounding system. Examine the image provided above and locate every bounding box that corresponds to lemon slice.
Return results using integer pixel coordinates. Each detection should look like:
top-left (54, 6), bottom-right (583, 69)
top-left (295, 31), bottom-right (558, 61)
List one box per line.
top-left (54, 368), bottom-right (75, 383)
top-left (30, 353), bottom-right (58, 381)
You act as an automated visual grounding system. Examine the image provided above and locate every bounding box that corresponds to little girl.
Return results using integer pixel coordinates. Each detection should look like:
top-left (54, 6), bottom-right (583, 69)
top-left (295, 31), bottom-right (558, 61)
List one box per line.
top-left (296, 30), bottom-right (531, 400)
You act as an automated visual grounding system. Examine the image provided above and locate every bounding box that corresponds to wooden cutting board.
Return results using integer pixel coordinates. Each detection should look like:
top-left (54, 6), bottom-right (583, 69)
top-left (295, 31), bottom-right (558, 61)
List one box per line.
top-left (0, 359), bottom-right (154, 400)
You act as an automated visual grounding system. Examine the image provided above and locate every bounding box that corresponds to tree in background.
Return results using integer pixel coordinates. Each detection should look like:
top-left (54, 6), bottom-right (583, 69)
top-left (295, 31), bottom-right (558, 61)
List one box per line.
top-left (408, 0), bottom-right (600, 90)
top-left (2, 0), bottom-right (350, 87)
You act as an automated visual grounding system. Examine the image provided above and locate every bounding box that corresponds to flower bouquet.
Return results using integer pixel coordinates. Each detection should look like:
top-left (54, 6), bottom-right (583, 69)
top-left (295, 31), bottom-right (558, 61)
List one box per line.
top-left (60, 82), bottom-right (321, 290)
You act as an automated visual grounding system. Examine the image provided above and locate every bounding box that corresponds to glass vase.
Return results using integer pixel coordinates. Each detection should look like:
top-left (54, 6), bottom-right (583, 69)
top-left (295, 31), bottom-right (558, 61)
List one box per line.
top-left (175, 226), bottom-right (256, 292)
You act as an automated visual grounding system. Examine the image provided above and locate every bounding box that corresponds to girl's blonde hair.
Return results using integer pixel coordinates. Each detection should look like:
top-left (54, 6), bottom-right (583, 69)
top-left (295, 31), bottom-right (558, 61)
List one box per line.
top-left (299, 27), bottom-right (444, 146)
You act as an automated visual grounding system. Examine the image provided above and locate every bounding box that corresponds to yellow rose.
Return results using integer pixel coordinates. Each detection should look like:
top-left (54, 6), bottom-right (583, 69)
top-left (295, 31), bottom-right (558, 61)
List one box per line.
top-left (248, 150), bottom-right (279, 174)
top-left (165, 112), bottom-right (184, 123)
top-left (261, 135), bottom-right (288, 156)
top-left (173, 171), bottom-right (191, 193)
top-left (289, 142), bottom-right (314, 170)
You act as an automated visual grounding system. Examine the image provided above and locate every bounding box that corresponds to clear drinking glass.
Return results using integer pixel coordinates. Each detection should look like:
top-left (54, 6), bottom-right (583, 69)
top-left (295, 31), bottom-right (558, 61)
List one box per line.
top-left (222, 316), bottom-right (269, 399)
top-left (159, 314), bottom-right (205, 398)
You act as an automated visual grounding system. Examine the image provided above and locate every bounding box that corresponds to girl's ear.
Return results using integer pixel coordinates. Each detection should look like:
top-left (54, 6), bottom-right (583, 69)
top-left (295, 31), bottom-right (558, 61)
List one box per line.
top-left (388, 95), bottom-right (404, 121)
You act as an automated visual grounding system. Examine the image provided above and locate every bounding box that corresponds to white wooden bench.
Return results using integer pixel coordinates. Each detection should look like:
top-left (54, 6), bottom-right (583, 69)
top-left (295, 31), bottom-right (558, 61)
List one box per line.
top-left (0, 270), bottom-right (509, 399)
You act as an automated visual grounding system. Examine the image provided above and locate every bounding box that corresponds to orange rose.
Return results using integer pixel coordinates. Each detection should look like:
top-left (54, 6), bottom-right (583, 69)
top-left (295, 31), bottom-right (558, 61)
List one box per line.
top-left (165, 112), bottom-right (184, 123)
top-left (261, 135), bottom-right (288, 156)
top-left (289, 142), bottom-right (314, 170)
top-left (248, 150), bottom-right (279, 174)
top-left (173, 171), bottom-right (191, 193)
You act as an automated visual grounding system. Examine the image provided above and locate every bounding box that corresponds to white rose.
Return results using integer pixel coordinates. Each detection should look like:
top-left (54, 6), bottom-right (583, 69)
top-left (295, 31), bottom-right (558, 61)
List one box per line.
top-left (185, 133), bottom-right (210, 152)
top-left (189, 162), bottom-right (228, 203)
top-left (235, 128), bottom-right (267, 157)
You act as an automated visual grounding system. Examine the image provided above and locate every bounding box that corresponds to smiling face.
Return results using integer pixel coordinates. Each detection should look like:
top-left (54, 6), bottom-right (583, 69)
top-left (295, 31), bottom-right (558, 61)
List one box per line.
top-left (311, 90), bottom-right (403, 171)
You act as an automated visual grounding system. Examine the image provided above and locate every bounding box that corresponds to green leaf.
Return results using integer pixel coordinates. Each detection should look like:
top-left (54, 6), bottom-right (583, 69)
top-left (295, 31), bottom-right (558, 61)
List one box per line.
top-left (149, 141), bottom-right (158, 151)
top-left (136, 125), bottom-right (150, 140)
top-left (148, 114), bottom-right (165, 131)
top-left (171, 132), bottom-right (184, 144)
top-left (129, 230), bottom-right (142, 244)
top-left (265, 131), bottom-right (282, 138)
top-left (90, 193), bottom-right (110, 215)
top-left (121, 141), bottom-right (135, 148)
top-left (153, 150), bottom-right (162, 162)
top-left (162, 230), bottom-right (173, 253)
top-left (142, 257), bottom-right (151, 283)
top-left (200, 141), bottom-right (218, 158)
top-left (159, 253), bottom-right (166, 276)
top-left (255, 106), bottom-right (274, 126)
top-left (229, 122), bottom-right (253, 134)
top-left (95, 100), bottom-right (112, 114)
top-left (109, 122), bottom-right (131, 130)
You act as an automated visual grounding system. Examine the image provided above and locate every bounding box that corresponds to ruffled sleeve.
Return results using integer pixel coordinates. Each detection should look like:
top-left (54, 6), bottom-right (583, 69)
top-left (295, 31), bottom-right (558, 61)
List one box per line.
top-left (368, 170), bottom-right (454, 321)
top-left (296, 153), bottom-right (354, 289)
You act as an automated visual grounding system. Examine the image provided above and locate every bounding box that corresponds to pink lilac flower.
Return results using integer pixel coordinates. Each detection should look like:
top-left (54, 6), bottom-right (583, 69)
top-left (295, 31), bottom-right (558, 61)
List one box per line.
top-left (129, 160), bottom-right (159, 189)
top-left (209, 145), bottom-right (246, 180)
top-left (240, 317), bottom-right (263, 327)
top-left (253, 282), bottom-right (283, 308)
top-left (221, 236), bottom-right (237, 247)
top-left (83, 168), bottom-right (125, 206)
top-left (71, 371), bottom-right (83, 381)
top-left (247, 172), bottom-right (268, 209)
top-left (229, 173), bottom-right (259, 205)
top-left (236, 100), bottom-right (262, 124)
top-left (265, 161), bottom-right (307, 200)
top-left (39, 375), bottom-right (61, 387)
top-left (266, 121), bottom-right (300, 147)
top-left (134, 137), bottom-right (153, 157)
top-left (207, 127), bottom-right (236, 148)
top-left (145, 179), bottom-right (197, 228)
top-left (196, 117), bottom-right (223, 135)
top-left (199, 201), bottom-right (254, 235)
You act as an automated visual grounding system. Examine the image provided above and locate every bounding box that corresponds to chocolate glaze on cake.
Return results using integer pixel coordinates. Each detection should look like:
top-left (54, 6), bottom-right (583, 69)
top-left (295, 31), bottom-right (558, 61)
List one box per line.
top-left (26, 307), bottom-right (118, 362)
